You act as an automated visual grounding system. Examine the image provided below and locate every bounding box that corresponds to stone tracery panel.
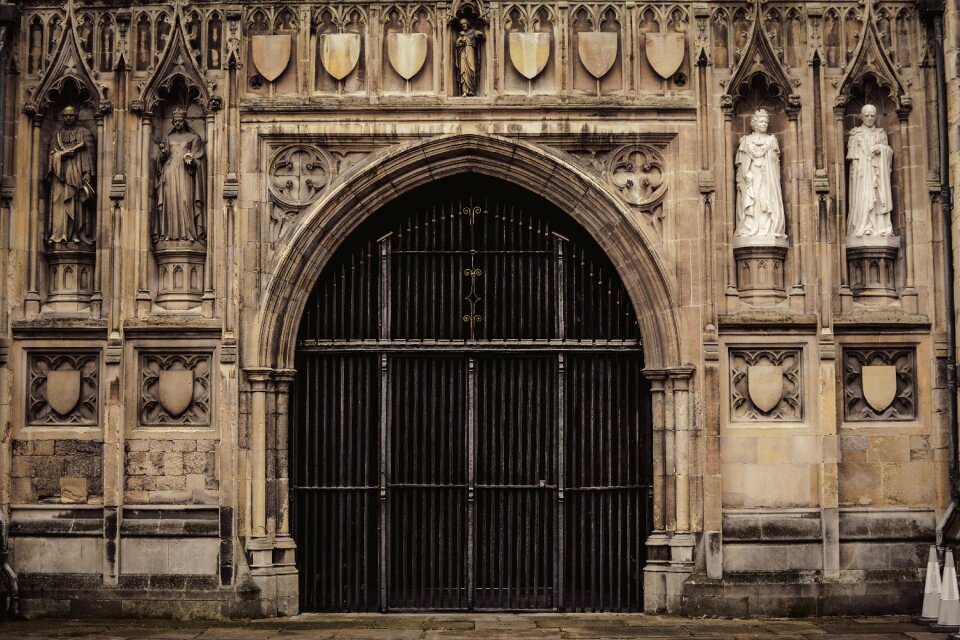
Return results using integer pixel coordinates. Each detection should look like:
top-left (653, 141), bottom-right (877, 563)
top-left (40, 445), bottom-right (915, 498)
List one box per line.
top-left (268, 145), bottom-right (334, 241)
top-left (139, 352), bottom-right (212, 426)
top-left (729, 348), bottom-right (802, 421)
top-left (843, 348), bottom-right (916, 421)
top-left (27, 352), bottom-right (99, 426)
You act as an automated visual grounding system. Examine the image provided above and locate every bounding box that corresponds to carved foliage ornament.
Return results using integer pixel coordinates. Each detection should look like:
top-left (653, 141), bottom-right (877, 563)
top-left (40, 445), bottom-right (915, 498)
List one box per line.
top-left (844, 348), bottom-right (915, 421)
top-left (28, 352), bottom-right (99, 425)
top-left (730, 348), bottom-right (802, 421)
top-left (140, 352), bottom-right (211, 426)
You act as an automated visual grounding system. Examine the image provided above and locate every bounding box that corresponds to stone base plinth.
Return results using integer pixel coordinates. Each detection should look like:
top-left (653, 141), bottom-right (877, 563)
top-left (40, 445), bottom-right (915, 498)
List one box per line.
top-left (155, 241), bottom-right (206, 311)
top-left (681, 569), bottom-right (922, 617)
top-left (846, 235), bottom-right (899, 304)
top-left (44, 243), bottom-right (95, 312)
top-left (733, 237), bottom-right (789, 306)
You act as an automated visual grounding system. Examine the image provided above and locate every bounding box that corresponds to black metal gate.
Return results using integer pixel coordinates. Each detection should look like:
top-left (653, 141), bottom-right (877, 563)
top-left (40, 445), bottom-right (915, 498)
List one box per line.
top-left (291, 176), bottom-right (650, 612)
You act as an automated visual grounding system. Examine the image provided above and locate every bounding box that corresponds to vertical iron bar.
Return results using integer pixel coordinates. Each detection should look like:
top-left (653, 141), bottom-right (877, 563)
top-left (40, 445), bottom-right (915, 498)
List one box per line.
top-left (467, 357), bottom-right (476, 609)
top-left (556, 352), bottom-right (565, 610)
top-left (379, 353), bottom-right (388, 610)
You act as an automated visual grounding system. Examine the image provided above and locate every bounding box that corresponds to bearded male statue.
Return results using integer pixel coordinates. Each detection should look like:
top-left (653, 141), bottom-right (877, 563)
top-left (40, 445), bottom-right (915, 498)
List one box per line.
top-left (47, 106), bottom-right (95, 244)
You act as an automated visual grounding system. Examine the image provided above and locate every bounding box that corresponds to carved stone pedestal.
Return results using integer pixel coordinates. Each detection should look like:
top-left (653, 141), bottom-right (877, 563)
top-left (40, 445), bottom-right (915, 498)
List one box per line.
top-left (45, 243), bottom-right (95, 312)
top-left (733, 237), bottom-right (788, 306)
top-left (155, 241), bottom-right (205, 310)
top-left (846, 235), bottom-right (899, 304)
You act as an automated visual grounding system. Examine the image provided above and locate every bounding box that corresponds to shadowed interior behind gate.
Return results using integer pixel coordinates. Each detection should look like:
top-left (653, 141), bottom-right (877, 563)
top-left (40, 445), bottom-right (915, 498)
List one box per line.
top-left (290, 175), bottom-right (652, 612)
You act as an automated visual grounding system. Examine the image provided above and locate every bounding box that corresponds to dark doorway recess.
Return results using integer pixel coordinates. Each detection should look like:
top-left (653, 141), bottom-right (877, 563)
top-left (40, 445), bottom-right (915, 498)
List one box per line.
top-left (291, 175), bottom-right (651, 612)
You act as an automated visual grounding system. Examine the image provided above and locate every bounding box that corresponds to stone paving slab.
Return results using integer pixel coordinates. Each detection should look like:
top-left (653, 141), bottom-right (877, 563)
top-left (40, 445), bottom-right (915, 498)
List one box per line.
top-left (0, 615), bottom-right (952, 640)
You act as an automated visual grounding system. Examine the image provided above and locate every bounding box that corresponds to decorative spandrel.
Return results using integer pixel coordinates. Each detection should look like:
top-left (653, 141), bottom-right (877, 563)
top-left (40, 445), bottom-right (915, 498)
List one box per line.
top-left (843, 348), bottom-right (915, 421)
top-left (46, 106), bottom-right (95, 246)
top-left (140, 352), bottom-right (211, 426)
top-left (730, 348), bottom-right (802, 421)
top-left (27, 352), bottom-right (99, 426)
top-left (268, 145), bottom-right (332, 241)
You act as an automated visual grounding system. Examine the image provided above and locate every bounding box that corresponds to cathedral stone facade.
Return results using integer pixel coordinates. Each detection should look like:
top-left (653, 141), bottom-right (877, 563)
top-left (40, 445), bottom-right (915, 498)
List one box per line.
top-left (0, 0), bottom-right (959, 619)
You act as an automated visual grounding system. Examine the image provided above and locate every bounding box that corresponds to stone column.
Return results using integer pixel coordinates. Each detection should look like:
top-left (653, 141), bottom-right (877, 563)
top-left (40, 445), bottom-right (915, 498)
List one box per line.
top-left (272, 369), bottom-right (296, 545)
top-left (202, 111), bottom-right (216, 316)
top-left (244, 367), bottom-right (272, 555)
top-left (642, 368), bottom-right (669, 612)
top-left (136, 115), bottom-right (151, 317)
top-left (643, 365), bottom-right (698, 613)
top-left (668, 366), bottom-right (696, 594)
top-left (24, 117), bottom-right (41, 315)
top-left (671, 367), bottom-right (695, 532)
top-left (834, 106), bottom-right (854, 313)
top-left (787, 103), bottom-right (805, 310)
top-left (897, 107), bottom-right (918, 313)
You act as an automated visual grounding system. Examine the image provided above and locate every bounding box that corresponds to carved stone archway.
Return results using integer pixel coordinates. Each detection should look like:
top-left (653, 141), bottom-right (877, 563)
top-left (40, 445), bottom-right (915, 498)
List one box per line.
top-left (257, 133), bottom-right (681, 370)
top-left (244, 134), bottom-right (695, 615)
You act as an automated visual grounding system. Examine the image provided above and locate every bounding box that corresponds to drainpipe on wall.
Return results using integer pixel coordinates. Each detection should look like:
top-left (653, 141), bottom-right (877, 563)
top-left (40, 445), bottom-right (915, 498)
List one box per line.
top-left (921, 0), bottom-right (960, 543)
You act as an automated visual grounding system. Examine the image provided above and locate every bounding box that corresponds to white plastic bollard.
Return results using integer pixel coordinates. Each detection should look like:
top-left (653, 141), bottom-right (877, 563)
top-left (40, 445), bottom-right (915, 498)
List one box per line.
top-left (921, 545), bottom-right (942, 621)
top-left (938, 549), bottom-right (960, 628)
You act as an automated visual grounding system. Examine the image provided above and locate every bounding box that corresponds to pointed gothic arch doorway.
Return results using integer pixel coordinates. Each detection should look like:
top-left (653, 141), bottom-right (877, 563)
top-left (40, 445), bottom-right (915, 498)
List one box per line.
top-left (290, 175), bottom-right (651, 612)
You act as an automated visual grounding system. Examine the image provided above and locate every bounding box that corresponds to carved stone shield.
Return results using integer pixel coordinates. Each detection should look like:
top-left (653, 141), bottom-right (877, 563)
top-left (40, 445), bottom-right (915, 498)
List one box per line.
top-left (387, 32), bottom-right (428, 80)
top-left (862, 365), bottom-right (897, 413)
top-left (320, 33), bottom-right (361, 80)
top-left (645, 32), bottom-right (686, 79)
top-left (577, 31), bottom-right (618, 79)
top-left (47, 369), bottom-right (81, 416)
top-left (747, 364), bottom-right (783, 413)
top-left (251, 35), bottom-right (292, 82)
top-left (508, 32), bottom-right (550, 80)
top-left (159, 369), bottom-right (195, 418)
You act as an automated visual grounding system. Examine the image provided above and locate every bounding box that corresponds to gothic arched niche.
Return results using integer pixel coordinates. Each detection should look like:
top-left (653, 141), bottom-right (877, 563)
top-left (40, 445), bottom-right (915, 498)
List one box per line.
top-left (724, 8), bottom-right (797, 115)
top-left (26, 5), bottom-right (105, 312)
top-left (842, 73), bottom-right (903, 235)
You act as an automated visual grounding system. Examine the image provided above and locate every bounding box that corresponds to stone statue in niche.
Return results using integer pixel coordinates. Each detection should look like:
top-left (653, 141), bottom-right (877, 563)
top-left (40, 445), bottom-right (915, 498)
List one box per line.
top-left (847, 104), bottom-right (894, 238)
top-left (47, 106), bottom-right (96, 245)
top-left (454, 17), bottom-right (483, 96)
top-left (154, 108), bottom-right (206, 244)
top-left (734, 109), bottom-right (786, 242)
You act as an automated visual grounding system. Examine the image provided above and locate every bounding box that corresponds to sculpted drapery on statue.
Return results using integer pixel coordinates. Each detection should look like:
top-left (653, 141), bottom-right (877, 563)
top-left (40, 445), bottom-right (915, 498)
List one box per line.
top-left (154, 108), bottom-right (207, 244)
top-left (734, 109), bottom-right (787, 242)
top-left (847, 104), bottom-right (895, 238)
top-left (47, 106), bottom-right (95, 245)
top-left (455, 18), bottom-right (483, 97)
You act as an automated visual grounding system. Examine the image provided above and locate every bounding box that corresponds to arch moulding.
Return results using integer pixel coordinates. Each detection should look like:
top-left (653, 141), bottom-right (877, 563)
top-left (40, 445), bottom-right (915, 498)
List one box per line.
top-left (253, 133), bottom-right (684, 372)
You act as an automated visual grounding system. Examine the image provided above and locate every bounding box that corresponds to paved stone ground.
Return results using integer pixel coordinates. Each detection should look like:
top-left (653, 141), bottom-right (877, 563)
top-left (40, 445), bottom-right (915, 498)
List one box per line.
top-left (0, 615), bottom-right (953, 640)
